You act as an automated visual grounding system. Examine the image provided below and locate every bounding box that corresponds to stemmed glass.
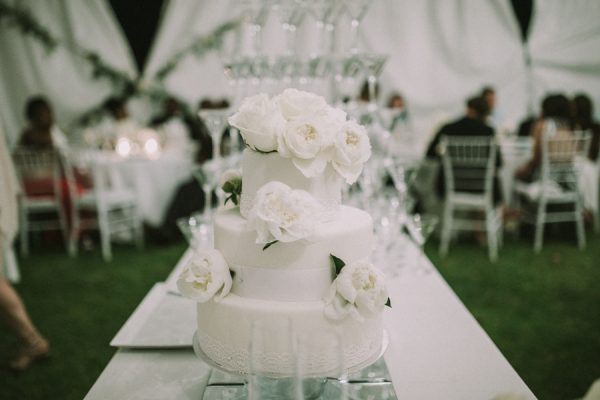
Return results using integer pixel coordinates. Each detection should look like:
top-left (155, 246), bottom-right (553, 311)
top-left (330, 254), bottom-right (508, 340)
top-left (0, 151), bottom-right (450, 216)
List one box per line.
top-left (241, 0), bottom-right (272, 56)
top-left (384, 156), bottom-right (417, 213)
top-left (345, 0), bottom-right (371, 54)
top-left (192, 159), bottom-right (222, 227)
top-left (276, 0), bottom-right (306, 56)
top-left (198, 109), bottom-right (230, 162)
top-left (304, 0), bottom-right (344, 55)
top-left (295, 329), bottom-right (347, 400)
top-left (361, 53), bottom-right (388, 114)
top-left (248, 319), bottom-right (297, 399)
top-left (407, 213), bottom-right (438, 274)
top-left (176, 212), bottom-right (212, 250)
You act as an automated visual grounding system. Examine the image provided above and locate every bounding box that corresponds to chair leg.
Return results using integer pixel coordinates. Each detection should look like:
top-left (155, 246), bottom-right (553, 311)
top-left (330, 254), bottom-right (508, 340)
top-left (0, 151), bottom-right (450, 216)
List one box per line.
top-left (439, 202), bottom-right (452, 257)
top-left (486, 209), bottom-right (498, 262)
top-left (69, 210), bottom-right (80, 257)
top-left (19, 205), bottom-right (29, 257)
top-left (98, 209), bottom-right (112, 262)
top-left (513, 191), bottom-right (521, 240)
top-left (575, 201), bottom-right (586, 250)
top-left (497, 207), bottom-right (504, 248)
top-left (132, 206), bottom-right (144, 250)
top-left (534, 201), bottom-right (546, 253)
top-left (56, 201), bottom-right (70, 255)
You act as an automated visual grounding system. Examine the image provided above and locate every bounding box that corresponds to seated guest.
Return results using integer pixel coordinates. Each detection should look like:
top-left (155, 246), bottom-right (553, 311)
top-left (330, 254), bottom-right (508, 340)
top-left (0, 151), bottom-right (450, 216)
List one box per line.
top-left (89, 97), bottom-right (139, 148)
top-left (572, 94), bottom-right (600, 162)
top-left (426, 96), bottom-right (501, 201)
top-left (19, 96), bottom-right (68, 152)
top-left (481, 86), bottom-right (501, 128)
top-left (516, 115), bottom-right (536, 137)
top-left (150, 97), bottom-right (206, 160)
top-left (515, 94), bottom-right (573, 182)
top-left (387, 92), bottom-right (410, 132)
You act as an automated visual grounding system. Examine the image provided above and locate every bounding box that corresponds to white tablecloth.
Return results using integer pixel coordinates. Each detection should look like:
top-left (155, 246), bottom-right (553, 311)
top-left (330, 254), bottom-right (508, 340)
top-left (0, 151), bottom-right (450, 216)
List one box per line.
top-left (74, 150), bottom-right (194, 227)
top-left (112, 155), bottom-right (194, 226)
top-left (85, 246), bottom-right (537, 400)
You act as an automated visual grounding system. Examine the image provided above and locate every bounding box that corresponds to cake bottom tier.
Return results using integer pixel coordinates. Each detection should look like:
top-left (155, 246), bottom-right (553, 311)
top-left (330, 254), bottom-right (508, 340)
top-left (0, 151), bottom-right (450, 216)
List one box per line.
top-left (197, 294), bottom-right (382, 376)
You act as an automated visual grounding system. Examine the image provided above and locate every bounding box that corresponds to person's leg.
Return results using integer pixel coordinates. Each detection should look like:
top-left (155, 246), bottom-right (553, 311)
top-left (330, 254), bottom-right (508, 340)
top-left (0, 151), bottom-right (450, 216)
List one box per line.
top-left (0, 278), bottom-right (49, 370)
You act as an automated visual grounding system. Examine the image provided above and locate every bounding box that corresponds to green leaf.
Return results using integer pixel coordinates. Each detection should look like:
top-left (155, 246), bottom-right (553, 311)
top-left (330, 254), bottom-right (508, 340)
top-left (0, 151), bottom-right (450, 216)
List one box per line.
top-left (262, 240), bottom-right (278, 251)
top-left (222, 181), bottom-right (234, 193)
top-left (385, 298), bottom-right (392, 308)
top-left (330, 254), bottom-right (346, 277)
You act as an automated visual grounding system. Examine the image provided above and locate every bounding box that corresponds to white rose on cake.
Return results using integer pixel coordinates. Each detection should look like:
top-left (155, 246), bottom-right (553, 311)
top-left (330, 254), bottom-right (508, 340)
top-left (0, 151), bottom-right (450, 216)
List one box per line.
top-left (324, 260), bottom-right (388, 322)
top-left (277, 115), bottom-right (336, 177)
top-left (177, 249), bottom-right (232, 302)
top-left (331, 120), bottom-right (372, 184)
top-left (228, 93), bottom-right (285, 152)
top-left (274, 88), bottom-right (328, 120)
top-left (247, 181), bottom-right (324, 246)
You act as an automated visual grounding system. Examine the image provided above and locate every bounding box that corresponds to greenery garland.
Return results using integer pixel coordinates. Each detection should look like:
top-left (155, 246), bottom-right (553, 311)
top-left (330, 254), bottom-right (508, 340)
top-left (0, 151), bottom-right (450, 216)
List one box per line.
top-left (154, 20), bottom-right (240, 82)
top-left (0, 1), bottom-right (240, 127)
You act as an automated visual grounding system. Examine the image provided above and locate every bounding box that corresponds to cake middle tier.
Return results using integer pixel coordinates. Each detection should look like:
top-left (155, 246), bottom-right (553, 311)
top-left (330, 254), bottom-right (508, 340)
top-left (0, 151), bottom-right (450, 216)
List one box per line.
top-left (239, 149), bottom-right (343, 218)
top-left (214, 206), bottom-right (373, 301)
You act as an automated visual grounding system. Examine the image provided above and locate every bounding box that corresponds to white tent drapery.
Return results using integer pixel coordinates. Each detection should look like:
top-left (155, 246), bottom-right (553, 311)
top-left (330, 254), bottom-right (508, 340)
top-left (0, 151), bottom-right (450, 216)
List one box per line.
top-left (1, 0), bottom-right (599, 149)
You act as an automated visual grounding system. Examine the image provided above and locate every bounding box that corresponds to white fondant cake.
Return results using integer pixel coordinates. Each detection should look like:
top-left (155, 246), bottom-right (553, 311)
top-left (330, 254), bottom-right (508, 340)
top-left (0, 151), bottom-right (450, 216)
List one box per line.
top-left (240, 149), bottom-right (342, 218)
top-left (178, 89), bottom-right (387, 377)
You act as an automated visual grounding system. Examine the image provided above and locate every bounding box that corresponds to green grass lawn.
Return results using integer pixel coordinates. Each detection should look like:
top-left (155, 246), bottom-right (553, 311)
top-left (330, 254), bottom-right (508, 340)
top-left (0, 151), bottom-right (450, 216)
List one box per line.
top-left (1, 232), bottom-right (599, 400)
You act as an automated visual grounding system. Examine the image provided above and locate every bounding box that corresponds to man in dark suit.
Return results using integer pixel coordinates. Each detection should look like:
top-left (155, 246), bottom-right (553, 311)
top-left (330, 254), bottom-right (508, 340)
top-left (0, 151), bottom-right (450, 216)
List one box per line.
top-left (426, 96), bottom-right (501, 201)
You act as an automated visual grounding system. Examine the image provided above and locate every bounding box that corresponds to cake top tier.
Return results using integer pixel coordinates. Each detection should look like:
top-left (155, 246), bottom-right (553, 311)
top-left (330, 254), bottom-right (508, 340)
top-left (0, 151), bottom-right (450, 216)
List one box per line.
top-left (228, 89), bottom-right (372, 195)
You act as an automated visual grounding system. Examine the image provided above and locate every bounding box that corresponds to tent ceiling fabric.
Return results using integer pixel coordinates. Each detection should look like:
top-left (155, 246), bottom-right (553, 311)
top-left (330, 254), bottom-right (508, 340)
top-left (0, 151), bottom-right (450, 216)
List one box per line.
top-left (1, 0), bottom-right (599, 147)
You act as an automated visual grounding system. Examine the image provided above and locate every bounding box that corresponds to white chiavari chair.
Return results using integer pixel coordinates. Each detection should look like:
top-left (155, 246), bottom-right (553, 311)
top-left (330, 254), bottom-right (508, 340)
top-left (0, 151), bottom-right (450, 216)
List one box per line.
top-left (514, 130), bottom-right (591, 252)
top-left (12, 149), bottom-right (69, 256)
top-left (65, 151), bottom-right (143, 262)
top-left (439, 136), bottom-right (503, 262)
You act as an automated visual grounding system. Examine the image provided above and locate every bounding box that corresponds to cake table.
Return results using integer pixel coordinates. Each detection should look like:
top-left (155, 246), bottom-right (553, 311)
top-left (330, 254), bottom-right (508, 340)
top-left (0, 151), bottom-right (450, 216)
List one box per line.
top-left (84, 244), bottom-right (537, 400)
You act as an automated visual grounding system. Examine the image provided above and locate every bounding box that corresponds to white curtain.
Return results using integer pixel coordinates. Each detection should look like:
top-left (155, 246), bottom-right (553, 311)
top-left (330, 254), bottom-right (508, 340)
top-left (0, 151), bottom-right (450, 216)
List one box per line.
top-left (358, 0), bottom-right (528, 148)
top-left (1, 0), bottom-right (599, 148)
top-left (143, 0), bottom-right (235, 104)
top-left (528, 0), bottom-right (600, 113)
top-left (0, 0), bottom-right (136, 147)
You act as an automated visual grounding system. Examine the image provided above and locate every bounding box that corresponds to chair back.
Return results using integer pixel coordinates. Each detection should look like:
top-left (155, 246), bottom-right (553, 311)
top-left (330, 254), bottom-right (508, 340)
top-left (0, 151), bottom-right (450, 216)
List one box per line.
top-left (441, 135), bottom-right (496, 198)
top-left (62, 150), bottom-right (125, 205)
top-left (12, 149), bottom-right (62, 198)
top-left (540, 129), bottom-right (590, 194)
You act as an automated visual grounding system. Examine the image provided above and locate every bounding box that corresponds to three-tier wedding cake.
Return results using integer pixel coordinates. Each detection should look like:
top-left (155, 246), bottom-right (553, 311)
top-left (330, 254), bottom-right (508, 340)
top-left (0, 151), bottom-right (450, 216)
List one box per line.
top-left (177, 89), bottom-right (389, 376)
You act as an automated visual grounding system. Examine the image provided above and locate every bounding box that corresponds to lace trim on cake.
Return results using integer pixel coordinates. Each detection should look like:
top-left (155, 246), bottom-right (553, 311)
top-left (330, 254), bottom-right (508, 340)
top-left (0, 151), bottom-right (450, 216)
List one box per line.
top-left (197, 330), bottom-right (381, 376)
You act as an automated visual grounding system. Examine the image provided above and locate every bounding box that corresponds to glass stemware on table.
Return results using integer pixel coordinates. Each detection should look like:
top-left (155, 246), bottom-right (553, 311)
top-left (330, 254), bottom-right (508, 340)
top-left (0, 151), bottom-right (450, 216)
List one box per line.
top-left (344, 0), bottom-right (372, 55)
top-left (198, 109), bottom-right (231, 161)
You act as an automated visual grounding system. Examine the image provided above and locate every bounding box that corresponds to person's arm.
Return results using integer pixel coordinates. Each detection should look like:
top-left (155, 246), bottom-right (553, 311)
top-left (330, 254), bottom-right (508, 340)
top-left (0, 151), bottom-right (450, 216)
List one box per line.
top-left (588, 124), bottom-right (600, 161)
top-left (425, 127), bottom-right (446, 159)
top-left (515, 119), bottom-right (543, 180)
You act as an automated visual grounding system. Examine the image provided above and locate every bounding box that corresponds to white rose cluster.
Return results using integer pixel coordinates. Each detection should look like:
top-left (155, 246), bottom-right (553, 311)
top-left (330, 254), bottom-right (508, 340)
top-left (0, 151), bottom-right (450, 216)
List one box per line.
top-left (324, 260), bottom-right (389, 322)
top-left (247, 181), bottom-right (325, 245)
top-left (176, 249), bottom-right (232, 302)
top-left (228, 89), bottom-right (371, 184)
